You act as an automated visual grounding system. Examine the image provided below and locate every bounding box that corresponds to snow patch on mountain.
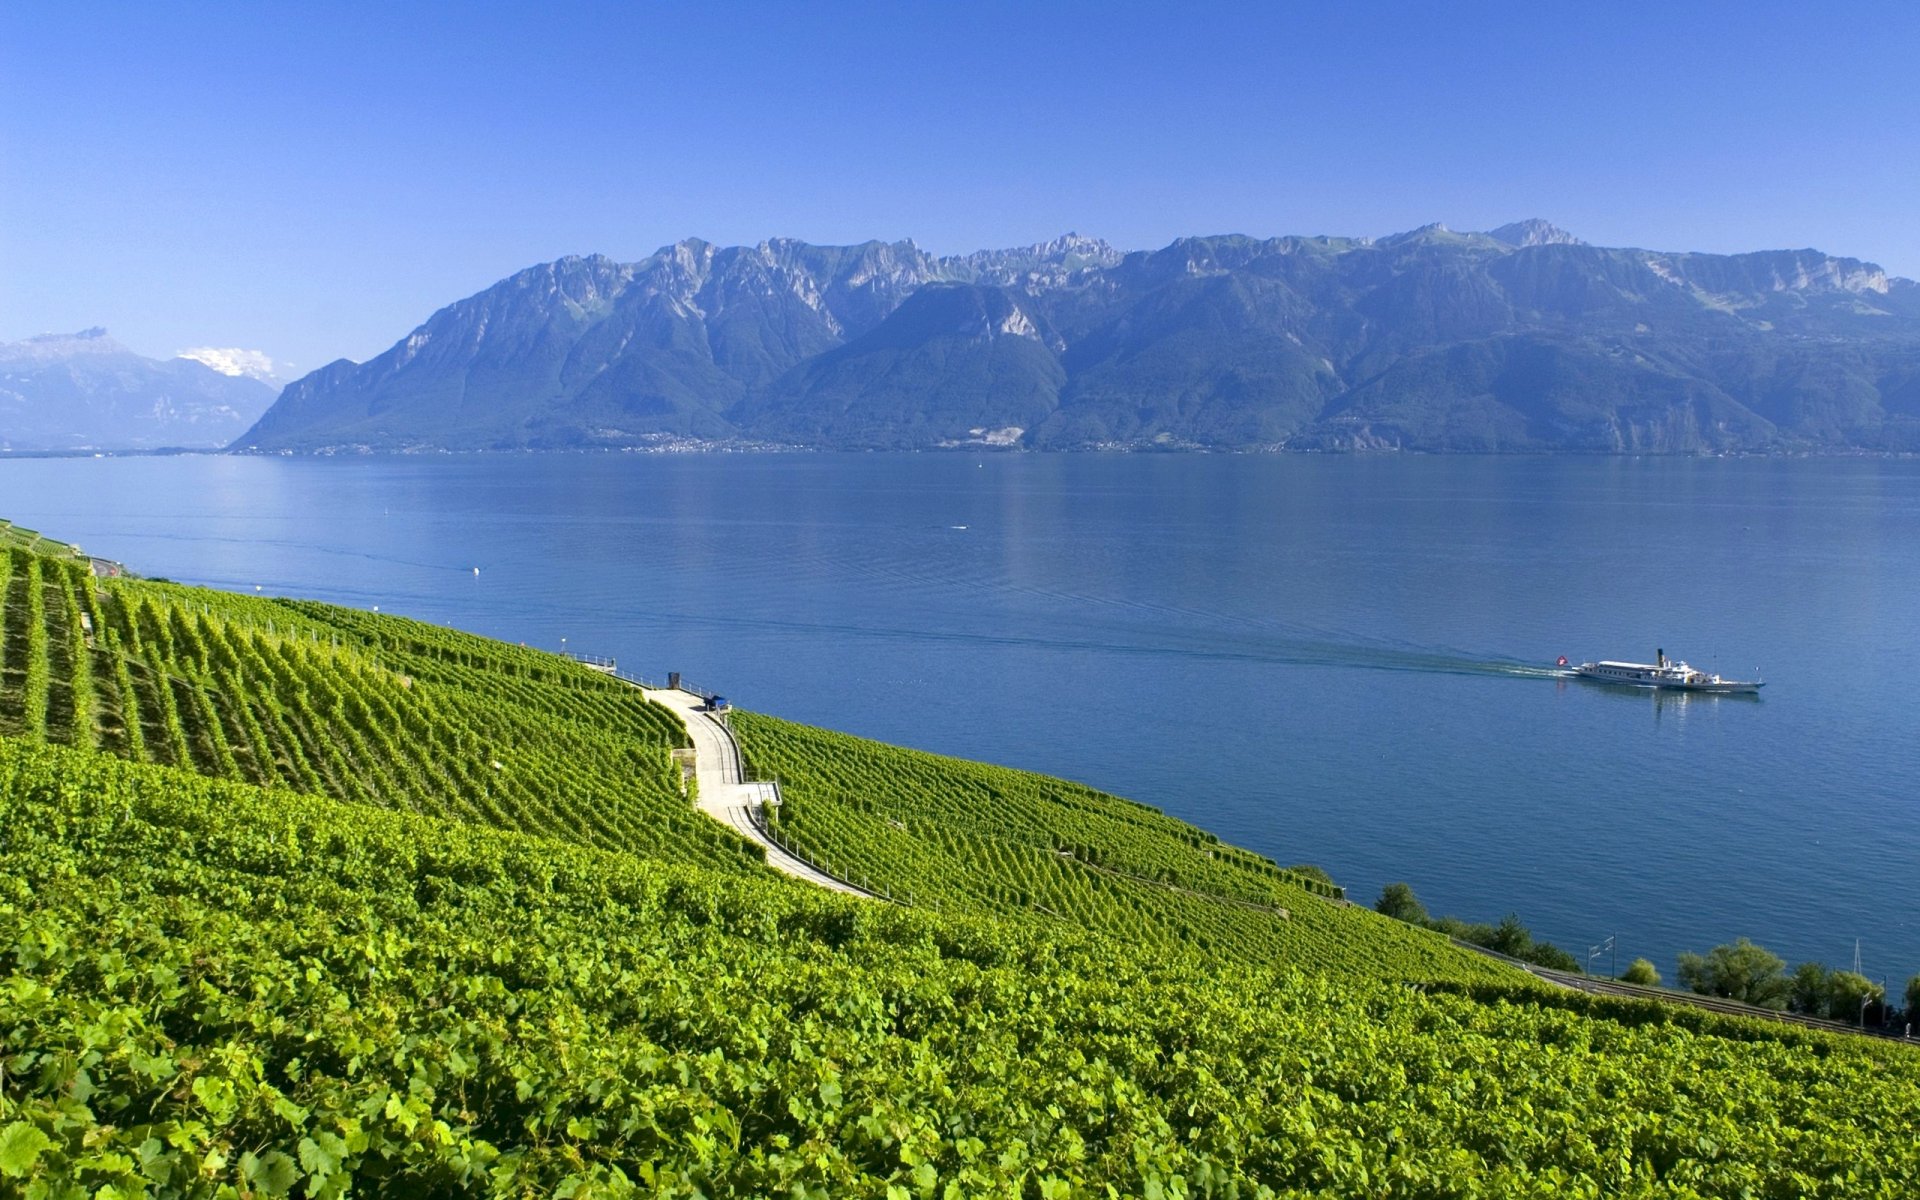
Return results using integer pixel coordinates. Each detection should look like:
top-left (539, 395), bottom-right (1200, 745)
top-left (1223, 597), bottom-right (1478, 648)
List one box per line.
top-left (176, 346), bottom-right (284, 384)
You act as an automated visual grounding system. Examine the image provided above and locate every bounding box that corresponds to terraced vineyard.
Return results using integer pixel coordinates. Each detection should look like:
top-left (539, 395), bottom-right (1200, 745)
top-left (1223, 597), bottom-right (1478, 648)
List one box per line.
top-left (6, 529), bottom-right (1920, 1195)
top-left (0, 518), bottom-right (85, 560)
top-left (6, 737), bottom-right (1919, 1197)
top-left (735, 712), bottom-right (1505, 982)
top-left (0, 533), bottom-right (1508, 985)
top-left (0, 545), bottom-right (753, 871)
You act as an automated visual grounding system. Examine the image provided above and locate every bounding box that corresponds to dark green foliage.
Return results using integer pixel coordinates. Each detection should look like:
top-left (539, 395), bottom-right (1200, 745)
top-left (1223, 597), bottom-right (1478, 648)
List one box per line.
top-left (1678, 939), bottom-right (1791, 1009)
top-left (1790, 961), bottom-right (1835, 1014)
top-left (1526, 940), bottom-right (1583, 972)
top-left (1491, 913), bottom-right (1533, 958)
top-left (1377, 886), bottom-right (1579, 972)
top-left (1375, 881), bottom-right (1429, 924)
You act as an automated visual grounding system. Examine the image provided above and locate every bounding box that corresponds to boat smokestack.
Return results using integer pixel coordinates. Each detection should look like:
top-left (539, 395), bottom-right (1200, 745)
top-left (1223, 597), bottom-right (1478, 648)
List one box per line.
top-left (1656, 647), bottom-right (1665, 668)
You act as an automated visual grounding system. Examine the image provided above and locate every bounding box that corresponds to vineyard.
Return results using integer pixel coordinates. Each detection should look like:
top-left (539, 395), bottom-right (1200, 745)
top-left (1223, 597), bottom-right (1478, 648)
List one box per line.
top-left (0, 532), bottom-right (1511, 987)
top-left (735, 712), bottom-right (1515, 983)
top-left (0, 546), bottom-right (753, 871)
top-left (0, 519), bottom-right (84, 560)
top-left (5, 530), bottom-right (1920, 1195)
top-left (5, 737), bottom-right (1919, 1197)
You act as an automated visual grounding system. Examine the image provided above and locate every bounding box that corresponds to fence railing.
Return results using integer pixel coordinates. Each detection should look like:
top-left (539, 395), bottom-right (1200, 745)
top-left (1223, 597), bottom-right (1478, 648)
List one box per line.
top-left (746, 796), bottom-right (901, 905)
top-left (583, 656), bottom-right (893, 903)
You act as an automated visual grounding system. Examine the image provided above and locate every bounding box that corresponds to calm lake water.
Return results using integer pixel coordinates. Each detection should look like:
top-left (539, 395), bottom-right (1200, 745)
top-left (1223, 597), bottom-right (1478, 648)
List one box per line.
top-left (3, 452), bottom-right (1916, 983)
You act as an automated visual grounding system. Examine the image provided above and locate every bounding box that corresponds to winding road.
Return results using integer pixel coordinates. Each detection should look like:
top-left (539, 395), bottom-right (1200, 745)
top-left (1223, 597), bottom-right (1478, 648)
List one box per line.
top-left (645, 686), bottom-right (873, 898)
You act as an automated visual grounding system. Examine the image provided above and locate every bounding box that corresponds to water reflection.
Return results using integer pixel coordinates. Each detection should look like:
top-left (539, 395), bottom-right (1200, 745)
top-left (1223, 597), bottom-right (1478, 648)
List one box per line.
top-left (1560, 677), bottom-right (1766, 722)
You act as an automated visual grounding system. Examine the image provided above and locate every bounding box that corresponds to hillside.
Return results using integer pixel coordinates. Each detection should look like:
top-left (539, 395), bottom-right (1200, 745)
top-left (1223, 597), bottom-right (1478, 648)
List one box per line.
top-left (4, 530), bottom-right (1920, 1194)
top-left (735, 712), bottom-right (1487, 981)
top-left (9, 729), bottom-right (1920, 1195)
top-left (0, 328), bottom-right (276, 451)
top-left (0, 535), bottom-right (1495, 980)
top-left (234, 224), bottom-right (1920, 454)
top-left (0, 548), bottom-right (749, 869)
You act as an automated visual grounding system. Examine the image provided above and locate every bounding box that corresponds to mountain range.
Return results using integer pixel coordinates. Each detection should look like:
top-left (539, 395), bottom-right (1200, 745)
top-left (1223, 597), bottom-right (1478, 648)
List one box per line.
top-left (237, 222), bottom-right (1920, 453)
top-left (1, 329), bottom-right (278, 452)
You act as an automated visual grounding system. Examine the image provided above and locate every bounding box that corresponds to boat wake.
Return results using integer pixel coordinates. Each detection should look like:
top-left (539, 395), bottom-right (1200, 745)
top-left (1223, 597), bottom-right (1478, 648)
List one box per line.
top-left (1238, 641), bottom-right (1570, 680)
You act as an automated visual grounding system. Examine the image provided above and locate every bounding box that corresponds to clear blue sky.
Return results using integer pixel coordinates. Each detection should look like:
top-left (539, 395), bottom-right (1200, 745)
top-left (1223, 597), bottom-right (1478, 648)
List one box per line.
top-left (4, 1), bottom-right (1916, 373)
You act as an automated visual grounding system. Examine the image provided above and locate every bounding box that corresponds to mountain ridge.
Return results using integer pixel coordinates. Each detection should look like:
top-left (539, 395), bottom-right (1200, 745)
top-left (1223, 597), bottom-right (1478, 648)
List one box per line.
top-left (1, 328), bottom-right (278, 451)
top-left (235, 223), bottom-right (1920, 454)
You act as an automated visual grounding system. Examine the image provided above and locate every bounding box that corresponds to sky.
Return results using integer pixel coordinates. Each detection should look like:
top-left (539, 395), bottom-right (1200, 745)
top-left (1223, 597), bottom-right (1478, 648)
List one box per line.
top-left (4, 0), bottom-right (1917, 374)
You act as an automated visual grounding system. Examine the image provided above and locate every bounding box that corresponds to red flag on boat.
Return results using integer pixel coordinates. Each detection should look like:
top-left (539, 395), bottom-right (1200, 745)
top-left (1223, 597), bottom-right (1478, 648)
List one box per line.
top-left (1556, 655), bottom-right (1569, 667)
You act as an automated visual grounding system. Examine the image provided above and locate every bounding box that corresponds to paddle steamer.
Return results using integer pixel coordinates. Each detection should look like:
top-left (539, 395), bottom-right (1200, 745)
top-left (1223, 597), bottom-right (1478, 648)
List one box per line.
top-left (1559, 649), bottom-right (1763, 694)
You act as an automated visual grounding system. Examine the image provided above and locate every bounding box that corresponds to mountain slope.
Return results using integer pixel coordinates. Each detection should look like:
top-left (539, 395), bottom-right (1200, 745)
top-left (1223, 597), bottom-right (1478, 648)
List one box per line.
top-left (240, 241), bottom-right (958, 450)
top-left (737, 283), bottom-right (1067, 447)
top-left (236, 224), bottom-right (1920, 452)
top-left (0, 328), bottom-right (276, 451)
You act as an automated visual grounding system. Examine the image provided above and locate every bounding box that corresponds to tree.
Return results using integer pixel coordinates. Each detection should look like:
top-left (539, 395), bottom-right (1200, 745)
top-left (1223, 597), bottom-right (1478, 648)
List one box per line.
top-left (1675, 938), bottom-right (1789, 1008)
top-left (1375, 882), bottom-right (1428, 925)
top-left (1825, 971), bottom-right (1884, 1024)
top-left (1490, 913), bottom-right (1533, 959)
top-left (1528, 941), bottom-right (1581, 972)
top-left (1621, 958), bottom-right (1661, 986)
top-left (1428, 916), bottom-right (1490, 943)
top-left (1907, 975), bottom-right (1920, 1025)
top-left (1787, 962), bottom-right (1833, 1015)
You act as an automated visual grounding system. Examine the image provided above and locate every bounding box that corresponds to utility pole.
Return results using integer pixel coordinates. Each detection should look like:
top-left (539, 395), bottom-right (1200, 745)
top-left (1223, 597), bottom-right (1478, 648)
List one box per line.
top-left (1852, 941), bottom-right (1867, 1028)
top-left (1587, 935), bottom-right (1615, 977)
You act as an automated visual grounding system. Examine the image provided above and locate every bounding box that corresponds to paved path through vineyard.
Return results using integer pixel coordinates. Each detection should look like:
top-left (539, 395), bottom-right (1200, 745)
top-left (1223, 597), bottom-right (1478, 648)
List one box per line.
top-left (646, 687), bottom-right (872, 897)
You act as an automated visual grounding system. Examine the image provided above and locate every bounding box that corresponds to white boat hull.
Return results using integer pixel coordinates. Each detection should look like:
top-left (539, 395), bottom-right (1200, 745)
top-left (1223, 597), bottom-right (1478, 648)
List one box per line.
top-left (1572, 670), bottom-right (1763, 695)
top-left (1565, 652), bottom-right (1763, 695)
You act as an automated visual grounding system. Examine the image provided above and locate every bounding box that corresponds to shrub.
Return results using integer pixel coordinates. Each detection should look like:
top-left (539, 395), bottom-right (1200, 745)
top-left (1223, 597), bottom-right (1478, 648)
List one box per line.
top-left (1621, 958), bottom-right (1661, 986)
top-left (1375, 882), bottom-right (1429, 924)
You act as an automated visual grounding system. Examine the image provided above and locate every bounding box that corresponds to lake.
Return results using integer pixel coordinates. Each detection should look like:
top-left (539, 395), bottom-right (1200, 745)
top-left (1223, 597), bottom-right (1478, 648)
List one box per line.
top-left (2, 452), bottom-right (1915, 984)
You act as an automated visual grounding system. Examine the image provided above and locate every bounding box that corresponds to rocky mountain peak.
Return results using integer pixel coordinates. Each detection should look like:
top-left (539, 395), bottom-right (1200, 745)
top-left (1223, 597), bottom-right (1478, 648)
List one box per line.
top-left (943, 234), bottom-right (1123, 287)
top-left (1646, 247), bottom-right (1893, 300)
top-left (1488, 219), bottom-right (1584, 248)
top-left (1020, 233), bottom-right (1122, 267)
top-left (228, 228), bottom-right (1920, 456)
top-left (1, 327), bottom-right (132, 362)
top-left (1755, 250), bottom-right (1890, 295)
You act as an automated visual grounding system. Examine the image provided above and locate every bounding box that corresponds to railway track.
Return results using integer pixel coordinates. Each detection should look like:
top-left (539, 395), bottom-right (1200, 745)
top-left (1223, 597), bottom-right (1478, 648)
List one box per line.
top-left (1454, 939), bottom-right (1919, 1043)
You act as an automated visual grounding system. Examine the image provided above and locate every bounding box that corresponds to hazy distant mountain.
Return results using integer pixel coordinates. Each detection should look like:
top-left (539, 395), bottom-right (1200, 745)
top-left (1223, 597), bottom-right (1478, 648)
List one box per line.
top-left (237, 224), bottom-right (1920, 453)
top-left (1, 329), bottom-right (278, 451)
